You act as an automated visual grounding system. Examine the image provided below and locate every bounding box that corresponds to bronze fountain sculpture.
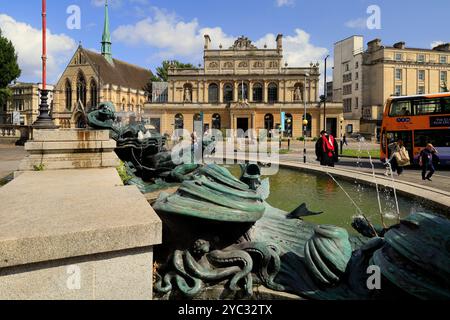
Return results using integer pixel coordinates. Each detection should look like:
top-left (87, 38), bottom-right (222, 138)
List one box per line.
top-left (87, 103), bottom-right (450, 300)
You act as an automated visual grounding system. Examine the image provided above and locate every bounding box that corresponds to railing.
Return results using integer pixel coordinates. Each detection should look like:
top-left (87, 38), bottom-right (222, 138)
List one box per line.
top-left (0, 125), bottom-right (33, 145)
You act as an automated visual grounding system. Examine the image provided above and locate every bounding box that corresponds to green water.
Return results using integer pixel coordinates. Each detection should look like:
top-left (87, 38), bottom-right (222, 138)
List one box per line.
top-left (226, 165), bottom-right (439, 234)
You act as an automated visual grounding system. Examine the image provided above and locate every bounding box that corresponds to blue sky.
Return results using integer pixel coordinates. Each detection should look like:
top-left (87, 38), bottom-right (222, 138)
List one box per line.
top-left (0, 0), bottom-right (448, 91)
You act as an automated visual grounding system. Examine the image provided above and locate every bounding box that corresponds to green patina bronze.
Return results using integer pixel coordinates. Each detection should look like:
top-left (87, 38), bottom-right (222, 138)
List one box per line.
top-left (87, 103), bottom-right (450, 300)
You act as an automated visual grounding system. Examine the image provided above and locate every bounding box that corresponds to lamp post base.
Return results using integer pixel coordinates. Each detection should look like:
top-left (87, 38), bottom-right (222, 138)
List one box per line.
top-left (33, 89), bottom-right (58, 129)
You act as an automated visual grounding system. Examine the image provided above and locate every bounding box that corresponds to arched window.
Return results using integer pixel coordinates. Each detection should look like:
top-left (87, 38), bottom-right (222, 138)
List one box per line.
top-left (193, 113), bottom-right (202, 131)
top-left (76, 72), bottom-right (87, 107)
top-left (268, 83), bottom-right (278, 103)
top-left (285, 113), bottom-right (293, 137)
top-left (264, 113), bottom-right (274, 131)
top-left (65, 79), bottom-right (72, 110)
top-left (238, 83), bottom-right (248, 100)
top-left (253, 83), bottom-right (263, 102)
top-left (223, 84), bottom-right (233, 103)
top-left (212, 113), bottom-right (221, 129)
top-left (174, 113), bottom-right (184, 129)
top-left (90, 79), bottom-right (97, 108)
top-left (121, 98), bottom-right (126, 111)
top-left (208, 83), bottom-right (219, 103)
top-left (303, 113), bottom-right (312, 137)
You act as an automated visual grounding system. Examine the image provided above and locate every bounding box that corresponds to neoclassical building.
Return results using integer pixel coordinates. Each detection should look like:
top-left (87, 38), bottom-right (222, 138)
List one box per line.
top-left (145, 34), bottom-right (344, 138)
top-left (52, 2), bottom-right (151, 128)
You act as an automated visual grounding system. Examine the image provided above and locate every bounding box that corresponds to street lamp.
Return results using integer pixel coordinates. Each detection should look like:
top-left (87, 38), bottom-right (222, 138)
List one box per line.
top-left (323, 55), bottom-right (330, 132)
top-left (303, 72), bottom-right (310, 163)
top-left (339, 116), bottom-right (344, 154)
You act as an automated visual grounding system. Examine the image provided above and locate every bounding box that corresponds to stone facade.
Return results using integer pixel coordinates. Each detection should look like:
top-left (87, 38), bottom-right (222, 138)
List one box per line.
top-left (52, 47), bottom-right (150, 128)
top-left (0, 82), bottom-right (54, 125)
top-left (333, 37), bottom-right (450, 138)
top-left (145, 35), bottom-right (345, 139)
top-left (51, 2), bottom-right (151, 129)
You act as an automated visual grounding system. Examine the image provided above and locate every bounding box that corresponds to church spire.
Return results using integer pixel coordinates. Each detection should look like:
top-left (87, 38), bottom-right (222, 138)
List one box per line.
top-left (101, 0), bottom-right (113, 64)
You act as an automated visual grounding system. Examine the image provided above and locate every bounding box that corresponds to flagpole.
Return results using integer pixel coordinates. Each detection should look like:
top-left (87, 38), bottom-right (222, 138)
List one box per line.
top-left (42, 0), bottom-right (46, 90)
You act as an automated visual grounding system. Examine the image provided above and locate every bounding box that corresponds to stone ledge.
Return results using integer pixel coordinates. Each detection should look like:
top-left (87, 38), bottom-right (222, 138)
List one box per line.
top-left (19, 129), bottom-right (120, 171)
top-left (0, 247), bottom-right (154, 300)
top-left (33, 129), bottom-right (110, 141)
top-left (0, 168), bottom-right (162, 268)
top-left (25, 140), bottom-right (117, 152)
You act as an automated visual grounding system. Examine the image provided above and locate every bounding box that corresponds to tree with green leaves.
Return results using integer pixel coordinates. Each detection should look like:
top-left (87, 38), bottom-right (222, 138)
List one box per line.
top-left (0, 29), bottom-right (21, 108)
top-left (144, 60), bottom-right (195, 99)
top-left (154, 60), bottom-right (195, 82)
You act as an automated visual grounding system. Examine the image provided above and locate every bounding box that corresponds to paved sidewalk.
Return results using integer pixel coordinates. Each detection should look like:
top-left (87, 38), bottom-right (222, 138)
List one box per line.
top-left (276, 151), bottom-right (450, 193)
top-left (217, 140), bottom-right (450, 193)
top-left (0, 145), bottom-right (27, 180)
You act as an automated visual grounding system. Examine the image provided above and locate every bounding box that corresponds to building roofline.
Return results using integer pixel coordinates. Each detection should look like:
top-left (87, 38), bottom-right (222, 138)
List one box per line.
top-left (334, 35), bottom-right (364, 45)
top-left (81, 48), bottom-right (151, 73)
top-left (383, 46), bottom-right (450, 53)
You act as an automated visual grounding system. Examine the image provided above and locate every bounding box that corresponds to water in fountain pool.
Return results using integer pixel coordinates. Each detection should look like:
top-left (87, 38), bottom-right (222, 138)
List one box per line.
top-left (226, 165), bottom-right (439, 234)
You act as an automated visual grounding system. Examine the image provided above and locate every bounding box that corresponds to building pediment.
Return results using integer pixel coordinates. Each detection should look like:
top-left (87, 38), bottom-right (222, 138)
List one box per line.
top-left (230, 36), bottom-right (257, 50)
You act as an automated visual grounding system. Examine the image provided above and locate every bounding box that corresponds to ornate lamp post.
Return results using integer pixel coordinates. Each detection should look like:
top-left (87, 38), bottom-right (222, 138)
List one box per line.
top-left (33, 0), bottom-right (57, 129)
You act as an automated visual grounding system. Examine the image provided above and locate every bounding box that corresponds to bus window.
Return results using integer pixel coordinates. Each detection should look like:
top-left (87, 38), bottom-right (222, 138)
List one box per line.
top-left (389, 100), bottom-right (411, 116)
top-left (442, 97), bottom-right (450, 113)
top-left (413, 99), bottom-right (441, 115)
top-left (414, 130), bottom-right (450, 148)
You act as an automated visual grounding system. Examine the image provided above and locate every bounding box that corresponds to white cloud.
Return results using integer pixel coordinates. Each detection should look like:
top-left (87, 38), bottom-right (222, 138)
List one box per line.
top-left (345, 18), bottom-right (367, 29)
top-left (276, 0), bottom-right (295, 7)
top-left (0, 14), bottom-right (77, 84)
top-left (431, 41), bottom-right (444, 49)
top-left (113, 10), bottom-right (328, 66)
top-left (113, 9), bottom-right (329, 93)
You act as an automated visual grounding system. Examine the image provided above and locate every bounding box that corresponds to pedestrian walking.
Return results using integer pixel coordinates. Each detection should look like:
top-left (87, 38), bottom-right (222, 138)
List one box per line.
top-left (385, 139), bottom-right (410, 175)
top-left (419, 143), bottom-right (438, 181)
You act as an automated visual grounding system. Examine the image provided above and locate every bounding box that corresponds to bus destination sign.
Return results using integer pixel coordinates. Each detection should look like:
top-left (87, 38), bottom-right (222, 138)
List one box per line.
top-left (430, 116), bottom-right (450, 127)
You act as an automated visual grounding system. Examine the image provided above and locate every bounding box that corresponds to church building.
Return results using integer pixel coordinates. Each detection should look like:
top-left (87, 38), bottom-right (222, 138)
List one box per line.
top-left (52, 1), bottom-right (152, 128)
top-left (145, 35), bottom-right (344, 139)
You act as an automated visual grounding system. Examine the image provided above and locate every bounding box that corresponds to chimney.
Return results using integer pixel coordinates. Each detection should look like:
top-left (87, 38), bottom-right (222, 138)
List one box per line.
top-left (393, 41), bottom-right (406, 49)
top-left (276, 34), bottom-right (283, 50)
top-left (433, 43), bottom-right (450, 52)
top-left (367, 38), bottom-right (382, 52)
top-left (204, 34), bottom-right (211, 50)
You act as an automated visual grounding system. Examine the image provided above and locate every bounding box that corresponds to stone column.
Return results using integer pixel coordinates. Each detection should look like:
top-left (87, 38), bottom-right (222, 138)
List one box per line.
top-left (308, 80), bottom-right (312, 103)
top-left (233, 81), bottom-right (238, 101)
top-left (219, 81), bottom-right (224, 103)
top-left (263, 81), bottom-right (268, 103)
top-left (172, 81), bottom-right (176, 103)
top-left (203, 81), bottom-right (208, 103)
top-left (197, 81), bottom-right (201, 103)
top-left (248, 81), bottom-right (253, 102)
